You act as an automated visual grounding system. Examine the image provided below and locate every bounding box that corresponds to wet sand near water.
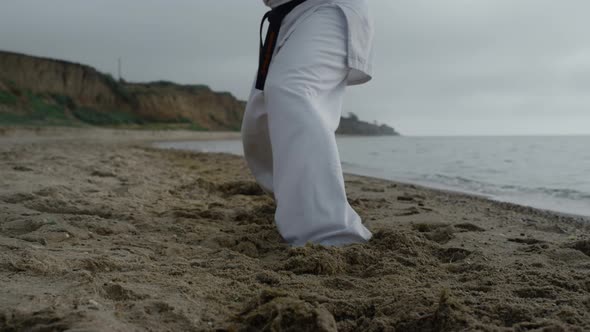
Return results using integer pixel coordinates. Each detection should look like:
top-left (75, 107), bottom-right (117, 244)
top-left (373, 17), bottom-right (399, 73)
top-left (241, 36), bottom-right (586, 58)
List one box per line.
top-left (1, 128), bottom-right (590, 331)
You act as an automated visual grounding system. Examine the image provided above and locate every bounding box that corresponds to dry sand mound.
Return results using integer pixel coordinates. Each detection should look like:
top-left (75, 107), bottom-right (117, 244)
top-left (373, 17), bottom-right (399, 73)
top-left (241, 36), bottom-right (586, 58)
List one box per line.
top-left (1, 136), bottom-right (590, 331)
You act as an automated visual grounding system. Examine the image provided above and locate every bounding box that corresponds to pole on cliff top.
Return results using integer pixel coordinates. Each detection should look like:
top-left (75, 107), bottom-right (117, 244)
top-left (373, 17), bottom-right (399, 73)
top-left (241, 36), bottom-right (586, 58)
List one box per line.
top-left (118, 57), bottom-right (122, 82)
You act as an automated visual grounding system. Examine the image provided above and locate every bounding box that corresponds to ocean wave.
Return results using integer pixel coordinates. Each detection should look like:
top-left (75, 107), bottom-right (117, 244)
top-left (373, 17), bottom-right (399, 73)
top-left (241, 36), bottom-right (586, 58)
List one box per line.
top-left (341, 161), bottom-right (358, 167)
top-left (418, 173), bottom-right (590, 202)
top-left (421, 173), bottom-right (493, 189)
top-left (530, 187), bottom-right (590, 200)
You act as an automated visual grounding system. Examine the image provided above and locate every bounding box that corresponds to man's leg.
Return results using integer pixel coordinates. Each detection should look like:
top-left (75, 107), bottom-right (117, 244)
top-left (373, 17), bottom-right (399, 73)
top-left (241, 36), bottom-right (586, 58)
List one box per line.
top-left (264, 6), bottom-right (372, 246)
top-left (241, 85), bottom-right (274, 196)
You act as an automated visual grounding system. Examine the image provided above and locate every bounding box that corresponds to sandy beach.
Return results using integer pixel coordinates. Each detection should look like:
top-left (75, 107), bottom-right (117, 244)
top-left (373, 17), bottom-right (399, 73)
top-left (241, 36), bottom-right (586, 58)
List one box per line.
top-left (1, 128), bottom-right (590, 331)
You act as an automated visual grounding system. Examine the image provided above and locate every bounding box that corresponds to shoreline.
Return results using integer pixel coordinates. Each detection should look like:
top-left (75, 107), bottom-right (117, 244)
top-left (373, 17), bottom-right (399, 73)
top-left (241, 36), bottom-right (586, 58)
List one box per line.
top-left (384, 178), bottom-right (590, 222)
top-left (2, 128), bottom-right (590, 330)
top-left (4, 125), bottom-right (586, 220)
top-left (0, 126), bottom-right (242, 145)
top-left (346, 172), bottom-right (590, 225)
top-left (153, 137), bottom-right (590, 221)
top-left (3, 126), bottom-right (587, 221)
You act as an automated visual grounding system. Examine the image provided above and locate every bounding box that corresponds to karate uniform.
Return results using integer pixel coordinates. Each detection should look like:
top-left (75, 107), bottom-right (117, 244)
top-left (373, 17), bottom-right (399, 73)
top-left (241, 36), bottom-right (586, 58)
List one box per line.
top-left (242, 0), bottom-right (374, 246)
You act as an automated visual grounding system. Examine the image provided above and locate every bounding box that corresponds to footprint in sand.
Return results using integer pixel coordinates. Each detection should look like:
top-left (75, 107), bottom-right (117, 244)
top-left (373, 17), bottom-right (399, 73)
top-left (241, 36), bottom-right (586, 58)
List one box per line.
top-left (1, 218), bottom-right (47, 236)
top-left (0, 309), bottom-right (73, 331)
top-left (397, 195), bottom-right (415, 202)
top-left (25, 198), bottom-right (116, 219)
top-left (234, 203), bottom-right (275, 225)
top-left (170, 178), bottom-right (217, 199)
top-left (349, 197), bottom-right (389, 210)
top-left (282, 249), bottom-right (346, 276)
top-left (569, 240), bottom-right (590, 257)
top-left (413, 222), bottom-right (456, 244)
top-left (454, 223), bottom-right (486, 232)
top-left (90, 169), bottom-right (117, 178)
top-left (236, 290), bottom-right (337, 332)
top-left (513, 286), bottom-right (557, 300)
top-left (12, 165), bottom-right (34, 172)
top-left (546, 248), bottom-right (590, 263)
top-left (1, 192), bottom-right (36, 204)
top-left (78, 256), bottom-right (120, 274)
top-left (508, 238), bottom-right (546, 245)
top-left (508, 237), bottom-right (552, 253)
top-left (170, 205), bottom-right (232, 222)
top-left (280, 244), bottom-right (380, 277)
top-left (255, 271), bottom-right (282, 286)
top-left (361, 186), bottom-right (386, 193)
top-left (393, 206), bottom-right (422, 217)
top-left (217, 180), bottom-right (266, 197)
top-left (101, 283), bottom-right (147, 301)
top-left (125, 301), bottom-right (196, 331)
top-left (370, 229), bottom-right (427, 253)
top-left (436, 247), bottom-right (474, 263)
top-left (322, 277), bottom-right (358, 290)
top-left (210, 227), bottom-right (284, 258)
top-left (414, 222), bottom-right (487, 245)
top-left (197, 208), bottom-right (229, 221)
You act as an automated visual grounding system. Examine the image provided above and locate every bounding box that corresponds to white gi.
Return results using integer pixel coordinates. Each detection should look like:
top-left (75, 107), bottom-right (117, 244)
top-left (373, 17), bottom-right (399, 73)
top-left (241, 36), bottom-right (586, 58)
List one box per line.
top-left (242, 0), bottom-right (374, 246)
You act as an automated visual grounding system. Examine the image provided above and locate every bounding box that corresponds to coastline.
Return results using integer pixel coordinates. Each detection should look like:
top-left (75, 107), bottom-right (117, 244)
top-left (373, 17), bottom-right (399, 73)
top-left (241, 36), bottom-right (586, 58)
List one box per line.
top-left (155, 137), bottom-right (590, 220)
top-left (1, 128), bottom-right (590, 330)
top-left (379, 177), bottom-right (590, 222)
top-left (0, 126), bottom-right (242, 145)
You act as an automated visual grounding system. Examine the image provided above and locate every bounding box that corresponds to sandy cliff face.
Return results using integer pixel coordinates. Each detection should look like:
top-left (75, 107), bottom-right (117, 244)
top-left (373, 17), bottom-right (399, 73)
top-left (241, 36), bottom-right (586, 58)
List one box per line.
top-left (0, 51), bottom-right (245, 130)
top-left (127, 83), bottom-right (245, 130)
top-left (0, 51), bottom-right (119, 107)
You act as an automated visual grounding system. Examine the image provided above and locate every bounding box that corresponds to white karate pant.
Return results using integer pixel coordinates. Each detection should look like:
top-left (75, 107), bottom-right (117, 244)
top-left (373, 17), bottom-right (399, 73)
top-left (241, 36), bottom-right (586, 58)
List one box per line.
top-left (241, 6), bottom-right (372, 246)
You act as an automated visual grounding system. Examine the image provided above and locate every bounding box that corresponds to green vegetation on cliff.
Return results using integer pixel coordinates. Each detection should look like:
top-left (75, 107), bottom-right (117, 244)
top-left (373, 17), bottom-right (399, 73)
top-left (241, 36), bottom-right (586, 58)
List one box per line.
top-left (0, 90), bottom-right (18, 106)
top-left (0, 90), bottom-right (72, 126)
top-left (71, 107), bottom-right (142, 126)
top-left (336, 113), bottom-right (399, 136)
top-left (0, 51), bottom-right (245, 130)
top-left (0, 84), bottom-right (204, 130)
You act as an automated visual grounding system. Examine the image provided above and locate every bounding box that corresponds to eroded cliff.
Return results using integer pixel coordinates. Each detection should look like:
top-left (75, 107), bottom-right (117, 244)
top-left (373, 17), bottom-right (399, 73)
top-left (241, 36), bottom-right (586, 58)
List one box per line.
top-left (0, 51), bottom-right (245, 130)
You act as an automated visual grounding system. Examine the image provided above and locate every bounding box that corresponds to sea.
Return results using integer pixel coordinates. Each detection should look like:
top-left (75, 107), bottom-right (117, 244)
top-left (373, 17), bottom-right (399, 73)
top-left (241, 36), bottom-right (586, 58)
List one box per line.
top-left (155, 136), bottom-right (590, 217)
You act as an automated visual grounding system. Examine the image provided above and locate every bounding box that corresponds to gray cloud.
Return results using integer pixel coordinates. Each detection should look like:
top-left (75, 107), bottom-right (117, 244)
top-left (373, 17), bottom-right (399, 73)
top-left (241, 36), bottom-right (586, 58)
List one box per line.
top-left (1, 0), bottom-right (589, 135)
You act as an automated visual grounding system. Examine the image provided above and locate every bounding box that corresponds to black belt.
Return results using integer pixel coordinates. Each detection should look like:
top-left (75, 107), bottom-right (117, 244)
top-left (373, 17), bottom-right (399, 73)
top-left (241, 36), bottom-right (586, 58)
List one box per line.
top-left (256, 0), bottom-right (308, 91)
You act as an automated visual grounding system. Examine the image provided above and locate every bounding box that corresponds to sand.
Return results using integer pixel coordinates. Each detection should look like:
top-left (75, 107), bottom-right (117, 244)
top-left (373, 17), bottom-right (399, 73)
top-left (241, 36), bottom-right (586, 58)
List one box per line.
top-left (1, 128), bottom-right (590, 331)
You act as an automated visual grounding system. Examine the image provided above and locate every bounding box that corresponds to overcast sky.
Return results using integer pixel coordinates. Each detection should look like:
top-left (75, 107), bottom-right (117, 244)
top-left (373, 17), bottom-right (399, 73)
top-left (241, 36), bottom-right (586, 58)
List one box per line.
top-left (1, 0), bottom-right (589, 135)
